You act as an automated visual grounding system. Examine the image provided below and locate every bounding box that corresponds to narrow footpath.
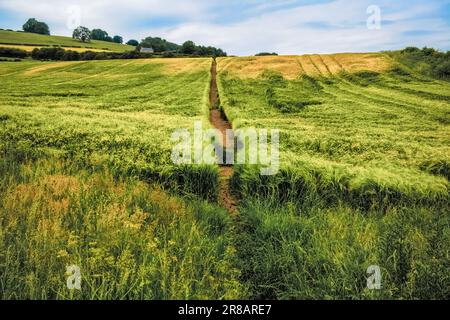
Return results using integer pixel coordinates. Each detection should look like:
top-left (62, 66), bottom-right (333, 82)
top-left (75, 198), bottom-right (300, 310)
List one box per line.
top-left (209, 58), bottom-right (237, 213)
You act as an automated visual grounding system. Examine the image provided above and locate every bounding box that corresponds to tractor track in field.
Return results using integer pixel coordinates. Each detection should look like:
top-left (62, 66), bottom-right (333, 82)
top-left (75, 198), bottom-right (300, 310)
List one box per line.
top-left (209, 58), bottom-right (238, 214)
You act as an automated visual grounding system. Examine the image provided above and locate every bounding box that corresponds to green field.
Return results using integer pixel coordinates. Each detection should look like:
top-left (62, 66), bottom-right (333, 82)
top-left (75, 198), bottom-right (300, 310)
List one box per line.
top-left (0, 58), bottom-right (219, 197)
top-left (218, 54), bottom-right (449, 210)
top-left (217, 54), bottom-right (450, 299)
top-left (0, 57), bottom-right (242, 299)
top-left (0, 29), bottom-right (134, 52)
top-left (0, 53), bottom-right (449, 299)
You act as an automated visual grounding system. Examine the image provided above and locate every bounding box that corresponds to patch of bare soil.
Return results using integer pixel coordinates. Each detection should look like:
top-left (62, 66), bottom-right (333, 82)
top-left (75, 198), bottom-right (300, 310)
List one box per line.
top-left (209, 58), bottom-right (237, 213)
top-left (218, 166), bottom-right (237, 214)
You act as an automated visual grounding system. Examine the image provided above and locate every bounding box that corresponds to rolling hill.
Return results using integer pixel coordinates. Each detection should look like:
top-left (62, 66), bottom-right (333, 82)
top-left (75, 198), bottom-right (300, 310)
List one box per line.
top-left (0, 29), bottom-right (135, 52)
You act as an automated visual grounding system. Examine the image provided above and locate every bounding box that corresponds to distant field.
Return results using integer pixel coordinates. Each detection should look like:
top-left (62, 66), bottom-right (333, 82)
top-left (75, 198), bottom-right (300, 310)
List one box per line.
top-left (218, 53), bottom-right (392, 79)
top-left (218, 54), bottom-right (449, 209)
top-left (0, 29), bottom-right (134, 52)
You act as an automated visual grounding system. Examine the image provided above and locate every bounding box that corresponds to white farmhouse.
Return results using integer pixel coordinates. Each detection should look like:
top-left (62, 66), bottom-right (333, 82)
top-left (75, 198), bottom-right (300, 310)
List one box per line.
top-left (140, 47), bottom-right (155, 54)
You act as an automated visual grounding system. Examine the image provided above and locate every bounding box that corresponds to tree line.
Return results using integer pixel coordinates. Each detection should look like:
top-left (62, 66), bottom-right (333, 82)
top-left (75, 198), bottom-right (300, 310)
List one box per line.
top-left (395, 47), bottom-right (450, 79)
top-left (71, 28), bottom-right (227, 57)
top-left (0, 45), bottom-right (221, 62)
top-left (19, 18), bottom-right (227, 57)
top-left (139, 37), bottom-right (227, 57)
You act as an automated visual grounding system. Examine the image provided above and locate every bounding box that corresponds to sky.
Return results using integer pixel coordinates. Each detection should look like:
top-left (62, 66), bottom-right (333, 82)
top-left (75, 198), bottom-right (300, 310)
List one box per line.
top-left (0, 0), bottom-right (449, 56)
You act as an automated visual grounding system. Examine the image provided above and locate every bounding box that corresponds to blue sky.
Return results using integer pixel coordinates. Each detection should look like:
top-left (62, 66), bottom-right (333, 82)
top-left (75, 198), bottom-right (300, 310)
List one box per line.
top-left (0, 0), bottom-right (449, 55)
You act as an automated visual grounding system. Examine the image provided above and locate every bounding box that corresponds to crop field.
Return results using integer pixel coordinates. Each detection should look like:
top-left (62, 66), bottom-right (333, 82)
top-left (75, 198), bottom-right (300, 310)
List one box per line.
top-left (216, 54), bottom-right (450, 299)
top-left (0, 30), bottom-right (134, 52)
top-left (0, 57), bottom-right (220, 230)
top-left (0, 58), bottom-right (220, 197)
top-left (0, 52), bottom-right (449, 300)
top-left (218, 54), bottom-right (449, 210)
top-left (218, 53), bottom-right (392, 79)
top-left (0, 57), bottom-right (246, 299)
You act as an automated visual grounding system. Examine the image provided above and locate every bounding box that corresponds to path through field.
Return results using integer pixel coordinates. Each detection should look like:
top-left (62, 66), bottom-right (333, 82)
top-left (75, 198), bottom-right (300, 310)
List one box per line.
top-left (209, 58), bottom-right (237, 213)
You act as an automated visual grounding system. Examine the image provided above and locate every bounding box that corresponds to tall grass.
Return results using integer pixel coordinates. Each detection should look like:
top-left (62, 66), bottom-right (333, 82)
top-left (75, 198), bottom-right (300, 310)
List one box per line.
top-left (235, 199), bottom-right (450, 299)
top-left (231, 163), bottom-right (448, 212)
top-left (0, 151), bottom-right (245, 299)
top-left (217, 54), bottom-right (450, 299)
top-left (1, 54), bottom-right (449, 300)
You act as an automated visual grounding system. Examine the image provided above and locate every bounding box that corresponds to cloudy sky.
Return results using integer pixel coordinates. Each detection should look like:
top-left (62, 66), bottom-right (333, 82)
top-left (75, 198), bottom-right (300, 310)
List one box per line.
top-left (0, 0), bottom-right (449, 55)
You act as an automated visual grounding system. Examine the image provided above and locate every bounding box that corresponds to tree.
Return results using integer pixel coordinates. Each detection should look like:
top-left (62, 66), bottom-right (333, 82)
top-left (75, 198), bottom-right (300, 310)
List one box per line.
top-left (23, 18), bottom-right (50, 35)
top-left (126, 39), bottom-right (139, 46)
top-left (255, 52), bottom-right (278, 56)
top-left (112, 35), bottom-right (123, 44)
top-left (435, 60), bottom-right (450, 78)
top-left (181, 40), bottom-right (196, 55)
top-left (72, 26), bottom-right (91, 42)
top-left (91, 29), bottom-right (109, 41)
top-left (22, 18), bottom-right (40, 33)
top-left (140, 36), bottom-right (179, 52)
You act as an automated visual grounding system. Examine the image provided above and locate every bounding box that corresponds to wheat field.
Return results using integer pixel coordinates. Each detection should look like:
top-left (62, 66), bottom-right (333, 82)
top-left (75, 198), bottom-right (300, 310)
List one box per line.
top-left (0, 53), bottom-right (449, 299)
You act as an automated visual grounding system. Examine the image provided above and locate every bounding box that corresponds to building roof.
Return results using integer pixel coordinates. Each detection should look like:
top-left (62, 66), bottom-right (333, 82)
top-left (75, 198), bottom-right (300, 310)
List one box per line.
top-left (140, 47), bottom-right (154, 53)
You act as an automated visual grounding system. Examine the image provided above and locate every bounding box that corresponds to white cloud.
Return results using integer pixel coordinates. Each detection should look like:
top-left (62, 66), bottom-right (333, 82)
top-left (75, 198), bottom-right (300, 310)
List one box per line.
top-left (0, 0), bottom-right (449, 55)
top-left (152, 0), bottom-right (450, 55)
top-left (0, 0), bottom-right (208, 37)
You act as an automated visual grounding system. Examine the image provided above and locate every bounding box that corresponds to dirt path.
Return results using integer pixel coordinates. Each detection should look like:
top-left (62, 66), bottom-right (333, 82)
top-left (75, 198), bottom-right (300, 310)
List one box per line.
top-left (209, 58), bottom-right (237, 213)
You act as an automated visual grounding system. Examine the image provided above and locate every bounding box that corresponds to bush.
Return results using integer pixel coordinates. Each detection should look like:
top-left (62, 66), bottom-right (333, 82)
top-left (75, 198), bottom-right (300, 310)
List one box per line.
top-left (395, 47), bottom-right (450, 80)
top-left (162, 52), bottom-right (176, 58)
top-left (27, 45), bottom-right (195, 62)
top-left (0, 47), bottom-right (28, 59)
top-left (62, 50), bottom-right (80, 61)
top-left (434, 61), bottom-right (450, 79)
top-left (79, 51), bottom-right (97, 60)
top-left (0, 58), bottom-right (21, 62)
top-left (29, 47), bottom-right (157, 61)
top-left (31, 47), bottom-right (65, 60)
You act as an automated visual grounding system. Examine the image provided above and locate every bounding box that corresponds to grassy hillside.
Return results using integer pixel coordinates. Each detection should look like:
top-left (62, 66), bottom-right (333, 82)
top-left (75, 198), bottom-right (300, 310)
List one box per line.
top-left (0, 155), bottom-right (244, 299)
top-left (0, 53), bottom-right (448, 300)
top-left (218, 54), bottom-right (449, 210)
top-left (217, 53), bottom-right (450, 299)
top-left (0, 58), bottom-right (217, 198)
top-left (218, 53), bottom-right (392, 79)
top-left (0, 44), bottom-right (110, 53)
top-left (0, 29), bottom-right (134, 52)
top-left (0, 57), bottom-right (248, 299)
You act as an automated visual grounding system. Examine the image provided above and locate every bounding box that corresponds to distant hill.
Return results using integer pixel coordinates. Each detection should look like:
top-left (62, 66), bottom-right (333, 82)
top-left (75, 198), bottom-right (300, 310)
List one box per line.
top-left (0, 29), bottom-right (134, 52)
top-left (217, 53), bottom-right (392, 79)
